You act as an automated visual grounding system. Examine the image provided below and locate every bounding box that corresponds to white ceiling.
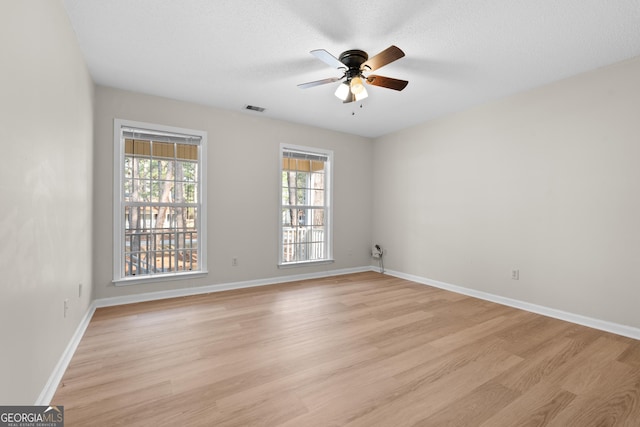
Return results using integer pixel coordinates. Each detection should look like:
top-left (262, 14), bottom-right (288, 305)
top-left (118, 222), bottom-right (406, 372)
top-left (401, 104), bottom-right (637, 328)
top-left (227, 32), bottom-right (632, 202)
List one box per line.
top-left (63, 0), bottom-right (640, 138)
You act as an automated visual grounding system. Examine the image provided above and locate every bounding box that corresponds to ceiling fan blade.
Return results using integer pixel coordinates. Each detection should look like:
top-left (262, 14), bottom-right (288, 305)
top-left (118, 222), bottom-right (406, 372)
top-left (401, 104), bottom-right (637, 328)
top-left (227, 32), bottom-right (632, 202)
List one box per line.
top-left (310, 49), bottom-right (345, 69)
top-left (297, 77), bottom-right (342, 89)
top-left (366, 75), bottom-right (408, 91)
top-left (361, 45), bottom-right (405, 72)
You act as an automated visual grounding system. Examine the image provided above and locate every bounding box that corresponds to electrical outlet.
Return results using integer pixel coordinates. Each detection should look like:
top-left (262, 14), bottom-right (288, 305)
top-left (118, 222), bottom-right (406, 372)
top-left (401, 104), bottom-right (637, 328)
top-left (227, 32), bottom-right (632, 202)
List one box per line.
top-left (64, 299), bottom-right (69, 318)
top-left (511, 269), bottom-right (519, 280)
top-left (232, 258), bottom-right (238, 267)
top-left (78, 283), bottom-right (82, 298)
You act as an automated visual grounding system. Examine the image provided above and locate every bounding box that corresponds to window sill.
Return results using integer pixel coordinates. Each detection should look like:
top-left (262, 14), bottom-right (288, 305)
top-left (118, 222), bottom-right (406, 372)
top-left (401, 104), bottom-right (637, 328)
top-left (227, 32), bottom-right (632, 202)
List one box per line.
top-left (113, 270), bottom-right (208, 286)
top-left (277, 259), bottom-right (335, 269)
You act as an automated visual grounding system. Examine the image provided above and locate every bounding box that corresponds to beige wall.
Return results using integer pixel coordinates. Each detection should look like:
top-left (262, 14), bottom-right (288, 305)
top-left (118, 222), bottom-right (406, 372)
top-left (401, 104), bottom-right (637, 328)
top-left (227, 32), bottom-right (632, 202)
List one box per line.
top-left (0, 1), bottom-right (94, 404)
top-left (93, 86), bottom-right (373, 299)
top-left (373, 57), bottom-right (640, 329)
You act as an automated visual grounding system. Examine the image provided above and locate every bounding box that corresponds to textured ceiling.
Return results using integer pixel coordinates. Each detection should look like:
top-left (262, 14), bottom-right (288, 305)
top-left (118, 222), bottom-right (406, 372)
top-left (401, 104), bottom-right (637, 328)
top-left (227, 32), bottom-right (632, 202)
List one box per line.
top-left (63, 0), bottom-right (640, 138)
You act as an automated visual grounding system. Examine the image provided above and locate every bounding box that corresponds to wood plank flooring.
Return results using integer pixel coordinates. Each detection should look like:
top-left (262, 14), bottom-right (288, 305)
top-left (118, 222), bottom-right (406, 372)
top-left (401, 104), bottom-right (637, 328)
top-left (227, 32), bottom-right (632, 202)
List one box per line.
top-left (53, 272), bottom-right (640, 426)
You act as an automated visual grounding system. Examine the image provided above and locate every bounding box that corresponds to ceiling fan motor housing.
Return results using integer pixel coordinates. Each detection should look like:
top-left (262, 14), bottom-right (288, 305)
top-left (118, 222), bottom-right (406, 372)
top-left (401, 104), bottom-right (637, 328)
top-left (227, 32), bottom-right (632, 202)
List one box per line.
top-left (339, 50), bottom-right (369, 79)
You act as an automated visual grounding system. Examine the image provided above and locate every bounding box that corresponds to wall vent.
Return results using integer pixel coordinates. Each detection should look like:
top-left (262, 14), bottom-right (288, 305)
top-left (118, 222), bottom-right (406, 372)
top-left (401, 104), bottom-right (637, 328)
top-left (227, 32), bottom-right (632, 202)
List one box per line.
top-left (244, 105), bottom-right (266, 113)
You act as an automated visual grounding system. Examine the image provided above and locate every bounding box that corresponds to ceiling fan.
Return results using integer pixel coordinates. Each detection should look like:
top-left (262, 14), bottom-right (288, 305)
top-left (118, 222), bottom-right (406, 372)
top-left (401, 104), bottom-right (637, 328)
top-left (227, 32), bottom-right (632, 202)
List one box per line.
top-left (298, 45), bottom-right (408, 103)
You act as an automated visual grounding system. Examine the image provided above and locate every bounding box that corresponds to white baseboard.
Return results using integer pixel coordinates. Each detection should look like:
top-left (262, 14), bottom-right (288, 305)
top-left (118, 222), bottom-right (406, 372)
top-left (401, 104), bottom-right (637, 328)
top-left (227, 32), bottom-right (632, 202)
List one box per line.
top-left (94, 266), bottom-right (373, 308)
top-left (384, 268), bottom-right (640, 341)
top-left (35, 301), bottom-right (97, 405)
top-left (37, 265), bottom-right (372, 404)
top-left (40, 264), bottom-right (638, 405)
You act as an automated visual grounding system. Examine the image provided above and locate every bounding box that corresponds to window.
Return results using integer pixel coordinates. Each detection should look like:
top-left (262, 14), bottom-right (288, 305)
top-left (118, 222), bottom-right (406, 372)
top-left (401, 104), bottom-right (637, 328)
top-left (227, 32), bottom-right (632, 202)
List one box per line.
top-left (279, 144), bottom-right (332, 266)
top-left (113, 119), bottom-right (207, 283)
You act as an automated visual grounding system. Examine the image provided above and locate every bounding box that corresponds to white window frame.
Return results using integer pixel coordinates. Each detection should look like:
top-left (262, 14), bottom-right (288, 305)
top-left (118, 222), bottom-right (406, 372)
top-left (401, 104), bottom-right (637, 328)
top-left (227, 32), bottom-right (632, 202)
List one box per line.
top-left (113, 118), bottom-right (207, 285)
top-left (278, 143), bottom-right (333, 267)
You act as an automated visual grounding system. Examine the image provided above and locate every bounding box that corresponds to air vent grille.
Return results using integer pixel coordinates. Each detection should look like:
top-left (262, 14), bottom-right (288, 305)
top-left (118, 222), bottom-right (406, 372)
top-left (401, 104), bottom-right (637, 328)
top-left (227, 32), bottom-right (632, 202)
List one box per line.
top-left (244, 105), bottom-right (266, 113)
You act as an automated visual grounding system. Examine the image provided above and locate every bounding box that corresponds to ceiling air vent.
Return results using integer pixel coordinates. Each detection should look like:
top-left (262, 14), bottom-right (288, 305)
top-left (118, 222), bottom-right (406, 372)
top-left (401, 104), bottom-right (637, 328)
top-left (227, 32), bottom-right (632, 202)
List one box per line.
top-left (244, 105), bottom-right (266, 113)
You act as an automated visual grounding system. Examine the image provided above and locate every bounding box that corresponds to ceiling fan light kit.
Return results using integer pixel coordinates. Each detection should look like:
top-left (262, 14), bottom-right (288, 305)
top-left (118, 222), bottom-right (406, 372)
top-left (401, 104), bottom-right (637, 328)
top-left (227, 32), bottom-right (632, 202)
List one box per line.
top-left (350, 77), bottom-right (366, 95)
top-left (298, 45), bottom-right (408, 103)
top-left (334, 80), bottom-right (368, 102)
top-left (334, 82), bottom-right (350, 100)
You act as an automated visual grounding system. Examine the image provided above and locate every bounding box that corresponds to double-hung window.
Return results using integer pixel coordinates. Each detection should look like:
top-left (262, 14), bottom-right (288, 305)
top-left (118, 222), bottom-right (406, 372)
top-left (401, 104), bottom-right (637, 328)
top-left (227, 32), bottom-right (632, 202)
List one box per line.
top-left (279, 144), bottom-right (332, 266)
top-left (113, 119), bottom-right (207, 283)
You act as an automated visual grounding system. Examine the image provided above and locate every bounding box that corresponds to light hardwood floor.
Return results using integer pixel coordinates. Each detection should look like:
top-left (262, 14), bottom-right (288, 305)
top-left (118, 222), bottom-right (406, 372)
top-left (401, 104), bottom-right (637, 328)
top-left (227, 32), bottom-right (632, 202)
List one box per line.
top-left (53, 272), bottom-right (640, 426)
